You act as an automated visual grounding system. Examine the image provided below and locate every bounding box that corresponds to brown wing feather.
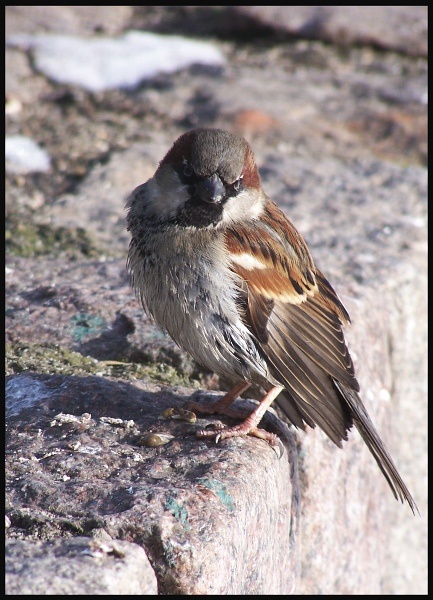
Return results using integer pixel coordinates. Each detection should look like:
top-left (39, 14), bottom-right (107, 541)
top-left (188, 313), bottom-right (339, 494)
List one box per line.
top-left (225, 200), bottom-right (418, 513)
top-left (226, 203), bottom-right (357, 444)
top-left (265, 298), bottom-right (354, 445)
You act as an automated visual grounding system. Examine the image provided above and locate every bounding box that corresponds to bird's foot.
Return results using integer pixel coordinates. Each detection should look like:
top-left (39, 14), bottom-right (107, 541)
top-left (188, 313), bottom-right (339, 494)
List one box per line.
top-left (197, 421), bottom-right (284, 457)
top-left (197, 421), bottom-right (278, 445)
top-left (181, 384), bottom-right (285, 456)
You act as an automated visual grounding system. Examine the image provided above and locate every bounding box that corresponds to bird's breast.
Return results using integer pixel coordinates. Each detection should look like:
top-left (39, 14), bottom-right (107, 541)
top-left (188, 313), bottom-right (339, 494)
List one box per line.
top-left (137, 228), bottom-right (269, 383)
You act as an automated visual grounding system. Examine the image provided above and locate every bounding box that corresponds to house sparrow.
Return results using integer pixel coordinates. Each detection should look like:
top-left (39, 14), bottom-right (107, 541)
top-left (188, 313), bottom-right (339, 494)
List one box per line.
top-left (126, 128), bottom-right (417, 513)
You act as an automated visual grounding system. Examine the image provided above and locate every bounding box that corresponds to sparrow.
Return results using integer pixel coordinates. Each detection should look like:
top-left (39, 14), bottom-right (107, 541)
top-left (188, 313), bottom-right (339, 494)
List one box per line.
top-left (126, 127), bottom-right (417, 513)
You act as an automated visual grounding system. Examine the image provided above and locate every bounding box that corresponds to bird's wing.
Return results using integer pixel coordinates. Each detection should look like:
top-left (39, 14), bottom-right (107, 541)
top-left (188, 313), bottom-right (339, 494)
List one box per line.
top-left (225, 200), bottom-right (418, 511)
top-left (225, 201), bottom-right (357, 444)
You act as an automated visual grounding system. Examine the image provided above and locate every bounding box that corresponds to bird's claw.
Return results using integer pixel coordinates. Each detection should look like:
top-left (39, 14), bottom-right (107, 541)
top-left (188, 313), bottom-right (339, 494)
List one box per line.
top-left (196, 420), bottom-right (284, 456)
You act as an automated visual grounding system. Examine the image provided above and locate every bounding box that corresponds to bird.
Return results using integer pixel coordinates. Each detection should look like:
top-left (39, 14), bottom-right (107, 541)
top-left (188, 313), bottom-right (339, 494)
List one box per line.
top-left (126, 127), bottom-right (417, 513)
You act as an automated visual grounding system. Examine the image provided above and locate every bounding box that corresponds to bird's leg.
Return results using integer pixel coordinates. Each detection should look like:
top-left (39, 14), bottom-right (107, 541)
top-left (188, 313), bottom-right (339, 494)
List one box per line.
top-left (185, 382), bottom-right (251, 418)
top-left (189, 384), bottom-right (285, 446)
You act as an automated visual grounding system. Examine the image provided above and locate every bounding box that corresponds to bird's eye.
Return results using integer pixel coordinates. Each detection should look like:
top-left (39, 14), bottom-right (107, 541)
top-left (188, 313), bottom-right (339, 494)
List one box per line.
top-left (183, 162), bottom-right (193, 178)
top-left (224, 176), bottom-right (243, 199)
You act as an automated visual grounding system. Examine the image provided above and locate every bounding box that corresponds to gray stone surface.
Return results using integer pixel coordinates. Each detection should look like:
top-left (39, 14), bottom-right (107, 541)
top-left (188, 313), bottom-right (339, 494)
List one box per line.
top-left (234, 6), bottom-right (428, 57)
top-left (5, 537), bottom-right (158, 595)
top-left (6, 6), bottom-right (427, 595)
top-left (5, 374), bottom-right (299, 595)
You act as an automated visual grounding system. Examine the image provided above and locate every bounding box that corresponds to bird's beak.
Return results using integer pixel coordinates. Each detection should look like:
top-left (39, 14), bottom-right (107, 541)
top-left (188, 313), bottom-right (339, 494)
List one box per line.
top-left (195, 173), bottom-right (225, 204)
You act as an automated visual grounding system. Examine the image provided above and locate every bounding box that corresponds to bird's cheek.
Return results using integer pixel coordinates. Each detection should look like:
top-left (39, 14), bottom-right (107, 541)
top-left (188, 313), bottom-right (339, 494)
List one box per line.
top-left (220, 189), bottom-right (265, 225)
top-left (148, 175), bottom-right (190, 220)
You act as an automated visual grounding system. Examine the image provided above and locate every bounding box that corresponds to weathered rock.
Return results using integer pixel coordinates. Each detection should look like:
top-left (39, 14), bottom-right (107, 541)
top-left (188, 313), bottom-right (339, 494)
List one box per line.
top-left (231, 6), bottom-right (428, 57)
top-left (6, 374), bottom-right (299, 594)
top-left (5, 537), bottom-right (157, 595)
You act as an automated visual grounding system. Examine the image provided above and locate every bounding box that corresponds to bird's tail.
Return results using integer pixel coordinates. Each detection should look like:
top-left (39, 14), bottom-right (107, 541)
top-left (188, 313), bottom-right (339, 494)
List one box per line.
top-left (334, 381), bottom-right (419, 515)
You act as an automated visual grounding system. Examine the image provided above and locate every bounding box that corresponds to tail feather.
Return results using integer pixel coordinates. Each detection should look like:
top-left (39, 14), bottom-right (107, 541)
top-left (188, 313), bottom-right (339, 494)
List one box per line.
top-left (333, 381), bottom-right (419, 515)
